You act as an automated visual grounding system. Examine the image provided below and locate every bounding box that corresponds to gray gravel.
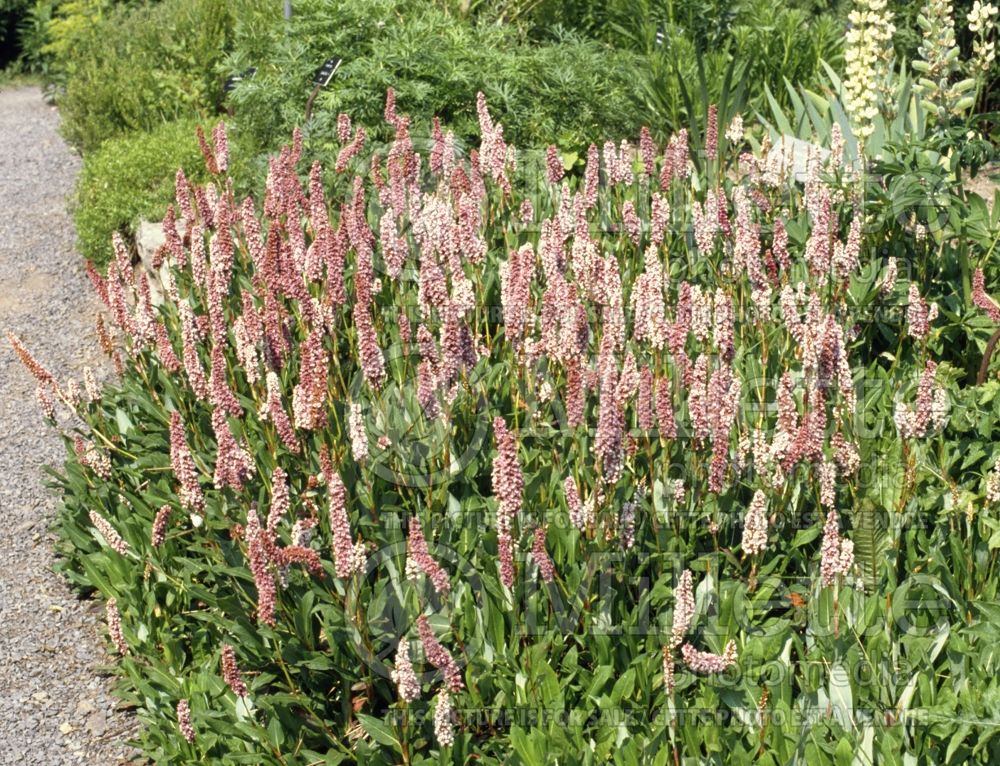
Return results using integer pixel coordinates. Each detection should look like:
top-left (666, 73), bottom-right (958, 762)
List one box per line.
top-left (0, 86), bottom-right (140, 764)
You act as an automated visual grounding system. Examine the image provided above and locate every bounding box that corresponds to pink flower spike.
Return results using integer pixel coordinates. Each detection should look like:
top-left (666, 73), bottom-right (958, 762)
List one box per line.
top-left (407, 517), bottom-right (450, 595)
top-left (492, 417), bottom-right (523, 589)
top-left (245, 508), bottom-right (277, 626)
top-left (681, 640), bottom-right (737, 673)
top-left (530, 526), bottom-right (556, 583)
top-left (105, 597), bottom-right (128, 656)
top-left (973, 268), bottom-right (1000, 323)
top-left (89, 511), bottom-right (131, 555)
top-left (670, 570), bottom-right (695, 649)
top-left (391, 641), bottom-right (421, 703)
top-left (329, 470), bottom-right (364, 578)
top-left (434, 690), bottom-right (455, 747)
top-left (416, 615), bottom-right (464, 693)
top-left (221, 644), bottom-right (248, 697)
top-left (151, 505), bottom-right (172, 547)
top-left (177, 699), bottom-right (195, 743)
top-left (741, 491), bottom-right (768, 556)
top-left (170, 412), bottom-right (205, 513)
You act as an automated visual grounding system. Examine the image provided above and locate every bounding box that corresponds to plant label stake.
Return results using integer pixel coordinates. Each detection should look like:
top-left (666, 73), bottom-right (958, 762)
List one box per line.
top-left (305, 56), bottom-right (342, 122)
top-left (224, 67), bottom-right (258, 96)
top-left (223, 67), bottom-right (257, 116)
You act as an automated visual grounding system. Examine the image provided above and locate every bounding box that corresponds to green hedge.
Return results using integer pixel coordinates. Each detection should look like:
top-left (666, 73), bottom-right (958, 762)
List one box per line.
top-left (74, 118), bottom-right (207, 266)
top-left (55, 0), bottom-right (245, 153)
top-left (224, 0), bottom-right (642, 158)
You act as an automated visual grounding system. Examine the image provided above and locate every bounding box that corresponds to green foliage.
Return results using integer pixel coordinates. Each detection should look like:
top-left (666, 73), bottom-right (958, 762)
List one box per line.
top-left (54, 0), bottom-right (239, 153)
top-left (224, 0), bottom-right (641, 159)
top-left (575, 0), bottom-right (843, 143)
top-left (74, 118), bottom-right (207, 266)
top-left (14, 0), bottom-right (55, 74)
top-left (41, 0), bottom-right (108, 63)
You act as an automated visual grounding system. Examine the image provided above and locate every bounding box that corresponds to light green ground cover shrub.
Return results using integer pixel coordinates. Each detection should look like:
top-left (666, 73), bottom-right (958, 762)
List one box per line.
top-left (74, 118), bottom-right (207, 266)
top-left (54, 0), bottom-right (240, 153)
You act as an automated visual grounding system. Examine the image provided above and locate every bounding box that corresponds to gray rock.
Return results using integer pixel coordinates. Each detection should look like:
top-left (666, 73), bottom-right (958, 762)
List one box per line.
top-left (135, 218), bottom-right (176, 306)
top-left (766, 134), bottom-right (830, 183)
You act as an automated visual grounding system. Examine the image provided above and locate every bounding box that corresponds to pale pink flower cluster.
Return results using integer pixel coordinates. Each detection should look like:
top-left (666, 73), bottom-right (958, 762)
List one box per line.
top-left (348, 401), bottom-right (369, 463)
top-left (329, 471), bottom-right (365, 578)
top-left (391, 641), bottom-right (421, 703)
top-left (681, 640), bottom-right (738, 673)
top-left (831, 432), bottom-right (861, 476)
top-left (211, 409), bottom-right (255, 491)
top-left (906, 284), bottom-right (938, 341)
top-left (704, 104), bottom-right (719, 158)
top-left (337, 113), bottom-right (352, 143)
top-left (8, 332), bottom-right (56, 398)
top-left (105, 597), bottom-right (128, 655)
top-left (659, 129), bottom-right (689, 188)
top-left (292, 328), bottom-right (329, 429)
top-left (602, 139), bottom-right (633, 187)
top-left (262, 372), bottom-right (300, 454)
top-left (73, 437), bottom-right (112, 479)
top-left (631, 248), bottom-right (667, 350)
top-left (741, 490), bottom-right (769, 555)
top-left (564, 476), bottom-right (588, 531)
top-left (416, 615), bottom-right (464, 693)
top-left (169, 412), bottom-right (204, 512)
top-left (692, 194), bottom-right (720, 255)
top-left (669, 569), bottom-right (695, 649)
top-left (771, 218), bottom-right (790, 271)
top-left (221, 644), bottom-right (248, 697)
top-left (621, 200), bottom-right (642, 246)
top-left (407, 517), bottom-right (451, 595)
top-left (335, 124), bottom-right (366, 173)
top-left (89, 510), bottom-right (130, 555)
top-left (530, 526), bottom-right (556, 583)
top-left (820, 510), bottom-right (854, 587)
top-left (433, 690), bottom-right (455, 747)
top-left (245, 509), bottom-right (277, 626)
top-left (672, 479), bottom-right (686, 505)
top-left (178, 300), bottom-right (209, 399)
top-left (818, 461), bottom-right (837, 509)
top-left (663, 646), bottom-right (675, 694)
top-left (583, 143), bottom-right (600, 208)
top-left (973, 268), bottom-right (1000, 323)
top-left (500, 244), bottom-right (534, 350)
top-left (35, 385), bottom-right (56, 420)
top-left (894, 360), bottom-right (948, 438)
top-left (618, 502), bottom-right (636, 550)
top-left (151, 505), bottom-right (171, 547)
top-left (491, 417), bottom-right (523, 588)
top-left (987, 458), bottom-right (1000, 504)
top-left (209, 343), bottom-right (243, 418)
top-left (476, 92), bottom-right (512, 195)
top-left (177, 699), bottom-right (195, 743)
top-left (832, 216), bottom-right (862, 282)
top-left (265, 467), bottom-right (291, 533)
top-left (725, 114), bottom-right (744, 144)
top-left (881, 257), bottom-right (898, 297)
top-left (545, 144), bottom-right (564, 184)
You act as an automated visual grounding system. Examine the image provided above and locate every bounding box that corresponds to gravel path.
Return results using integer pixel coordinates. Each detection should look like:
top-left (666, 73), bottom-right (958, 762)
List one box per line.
top-left (0, 86), bottom-right (139, 764)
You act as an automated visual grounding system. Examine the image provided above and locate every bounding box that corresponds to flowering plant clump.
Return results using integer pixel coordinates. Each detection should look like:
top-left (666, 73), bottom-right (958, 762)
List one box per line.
top-left (14, 88), bottom-right (1000, 764)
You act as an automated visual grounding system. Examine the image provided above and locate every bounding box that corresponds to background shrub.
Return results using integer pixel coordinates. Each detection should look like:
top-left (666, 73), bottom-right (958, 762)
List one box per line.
top-left (73, 117), bottom-right (206, 266)
top-left (224, 0), bottom-right (641, 158)
top-left (55, 0), bottom-right (237, 153)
